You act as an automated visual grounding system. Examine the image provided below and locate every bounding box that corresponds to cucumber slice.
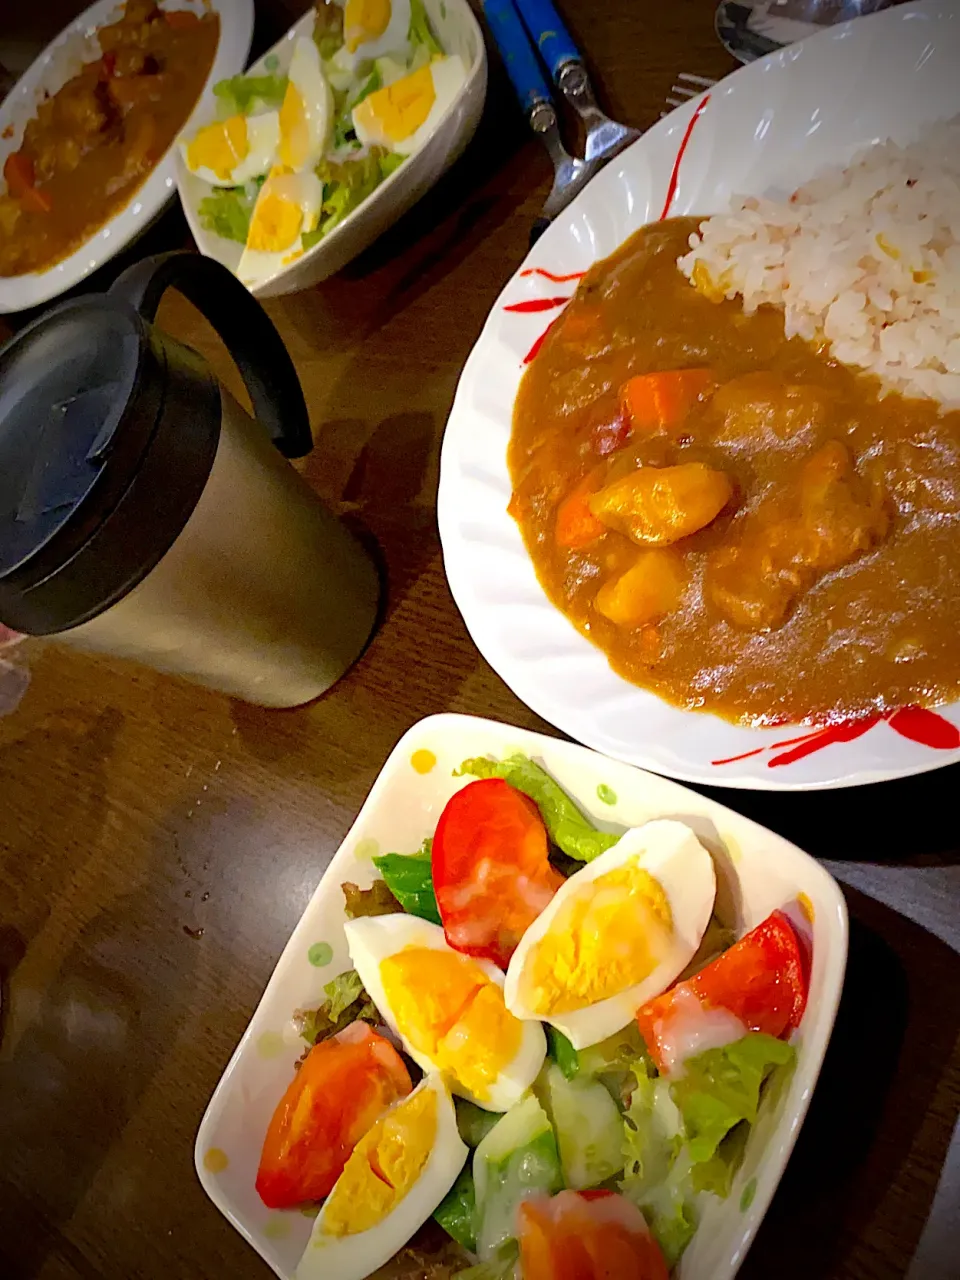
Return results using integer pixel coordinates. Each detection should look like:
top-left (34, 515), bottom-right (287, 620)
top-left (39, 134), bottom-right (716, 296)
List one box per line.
top-left (474, 1094), bottom-right (563, 1260)
top-left (538, 1062), bottom-right (624, 1190)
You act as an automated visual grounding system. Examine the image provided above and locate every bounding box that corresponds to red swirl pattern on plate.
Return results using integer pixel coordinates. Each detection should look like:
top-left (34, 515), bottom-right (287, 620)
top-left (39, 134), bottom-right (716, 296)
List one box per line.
top-left (712, 707), bottom-right (960, 769)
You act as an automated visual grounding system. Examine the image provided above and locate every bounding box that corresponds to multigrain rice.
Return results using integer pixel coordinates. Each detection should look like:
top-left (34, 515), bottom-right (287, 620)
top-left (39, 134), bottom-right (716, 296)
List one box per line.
top-left (677, 117), bottom-right (960, 408)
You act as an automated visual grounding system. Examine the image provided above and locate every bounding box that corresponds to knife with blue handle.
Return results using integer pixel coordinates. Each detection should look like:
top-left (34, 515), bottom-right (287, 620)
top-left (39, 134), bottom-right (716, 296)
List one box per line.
top-left (482, 0), bottom-right (554, 113)
top-left (511, 0), bottom-right (580, 78)
top-left (513, 0), bottom-right (641, 166)
top-left (481, 0), bottom-right (599, 243)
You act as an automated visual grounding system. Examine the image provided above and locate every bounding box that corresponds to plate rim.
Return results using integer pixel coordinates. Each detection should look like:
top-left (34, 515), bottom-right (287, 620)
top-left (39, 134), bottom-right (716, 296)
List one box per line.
top-left (437, 0), bottom-right (960, 792)
top-left (0, 0), bottom-right (254, 313)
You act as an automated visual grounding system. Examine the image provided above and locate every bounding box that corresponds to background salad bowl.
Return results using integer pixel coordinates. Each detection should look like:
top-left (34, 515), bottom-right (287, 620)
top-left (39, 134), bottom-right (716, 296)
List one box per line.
top-left (195, 713), bottom-right (847, 1280)
top-left (0, 0), bottom-right (253, 313)
top-left (177, 0), bottom-right (487, 298)
top-left (437, 0), bottom-right (960, 791)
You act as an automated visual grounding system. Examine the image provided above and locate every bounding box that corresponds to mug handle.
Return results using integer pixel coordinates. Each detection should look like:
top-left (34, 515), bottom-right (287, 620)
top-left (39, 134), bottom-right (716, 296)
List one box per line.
top-left (109, 251), bottom-right (313, 460)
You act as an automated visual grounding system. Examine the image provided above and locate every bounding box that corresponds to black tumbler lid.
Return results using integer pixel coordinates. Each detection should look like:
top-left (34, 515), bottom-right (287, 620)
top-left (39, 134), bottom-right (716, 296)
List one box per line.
top-left (0, 295), bottom-right (220, 635)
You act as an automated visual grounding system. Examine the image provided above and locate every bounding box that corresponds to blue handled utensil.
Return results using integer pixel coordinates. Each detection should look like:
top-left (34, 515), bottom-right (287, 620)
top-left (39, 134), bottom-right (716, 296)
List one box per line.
top-left (482, 0), bottom-right (601, 237)
top-left (512, 0), bottom-right (642, 166)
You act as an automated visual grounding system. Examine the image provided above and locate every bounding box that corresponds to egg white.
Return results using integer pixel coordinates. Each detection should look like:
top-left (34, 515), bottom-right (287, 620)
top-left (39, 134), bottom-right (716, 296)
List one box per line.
top-left (279, 36), bottom-right (334, 171)
top-left (352, 54), bottom-right (467, 157)
top-left (236, 169), bottom-right (325, 287)
top-left (504, 819), bottom-right (717, 1050)
top-left (180, 111), bottom-right (280, 187)
top-left (295, 1073), bottom-right (467, 1280)
top-left (345, 914), bottom-right (546, 1111)
top-left (336, 0), bottom-right (413, 70)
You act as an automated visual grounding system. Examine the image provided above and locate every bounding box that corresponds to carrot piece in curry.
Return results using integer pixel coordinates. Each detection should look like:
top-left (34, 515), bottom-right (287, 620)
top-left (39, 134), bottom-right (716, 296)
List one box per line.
top-left (555, 471), bottom-right (608, 549)
top-left (620, 369), bottom-right (714, 432)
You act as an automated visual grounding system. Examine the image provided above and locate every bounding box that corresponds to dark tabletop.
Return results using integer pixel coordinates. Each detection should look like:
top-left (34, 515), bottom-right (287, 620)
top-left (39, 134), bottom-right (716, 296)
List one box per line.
top-left (1, 3), bottom-right (958, 1278)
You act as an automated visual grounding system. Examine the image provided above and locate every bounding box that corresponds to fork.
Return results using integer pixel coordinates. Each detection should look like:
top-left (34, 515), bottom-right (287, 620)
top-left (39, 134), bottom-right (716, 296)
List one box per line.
top-left (661, 72), bottom-right (718, 118)
top-left (483, 1), bottom-right (716, 241)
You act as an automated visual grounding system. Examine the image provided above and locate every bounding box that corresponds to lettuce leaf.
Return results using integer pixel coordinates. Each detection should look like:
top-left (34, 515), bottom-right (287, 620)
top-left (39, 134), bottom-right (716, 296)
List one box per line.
top-left (372, 838), bottom-right (441, 924)
top-left (546, 1025), bottom-right (580, 1080)
top-left (379, 152), bottom-right (405, 179)
top-left (293, 969), bottom-right (378, 1045)
top-left (341, 878), bottom-right (401, 918)
top-left (454, 1252), bottom-right (518, 1280)
top-left (455, 1098), bottom-right (501, 1149)
top-left (313, 0), bottom-right (344, 60)
top-left (670, 1032), bottom-right (795, 1167)
top-left (197, 186), bottom-right (256, 243)
top-left (618, 1061), bottom-right (698, 1267)
top-left (434, 1164), bottom-right (477, 1252)
top-left (409, 0), bottom-right (443, 56)
top-left (306, 151), bottom-right (386, 245)
top-left (639, 1177), bottom-right (699, 1270)
top-left (454, 755), bottom-right (620, 863)
top-left (214, 73), bottom-right (288, 117)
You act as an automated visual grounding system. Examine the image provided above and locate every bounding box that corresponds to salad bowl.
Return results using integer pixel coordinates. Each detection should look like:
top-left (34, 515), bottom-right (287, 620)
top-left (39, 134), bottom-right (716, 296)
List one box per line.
top-left (195, 713), bottom-right (846, 1280)
top-left (177, 0), bottom-right (487, 297)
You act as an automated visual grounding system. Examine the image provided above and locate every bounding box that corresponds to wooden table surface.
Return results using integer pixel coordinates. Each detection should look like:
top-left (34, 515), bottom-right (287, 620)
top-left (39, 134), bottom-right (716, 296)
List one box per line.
top-left (1, 3), bottom-right (959, 1278)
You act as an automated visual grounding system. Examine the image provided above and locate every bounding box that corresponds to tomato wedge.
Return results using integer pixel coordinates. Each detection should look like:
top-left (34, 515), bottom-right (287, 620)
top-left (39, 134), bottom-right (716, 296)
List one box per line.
top-left (636, 910), bottom-right (808, 1074)
top-left (256, 1021), bottom-right (411, 1209)
top-left (432, 778), bottom-right (563, 969)
top-left (518, 1189), bottom-right (670, 1280)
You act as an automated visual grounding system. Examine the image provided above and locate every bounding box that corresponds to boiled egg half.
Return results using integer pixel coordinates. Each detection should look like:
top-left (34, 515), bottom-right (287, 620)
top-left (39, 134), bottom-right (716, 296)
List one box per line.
top-left (345, 914), bottom-right (546, 1111)
top-left (278, 36), bottom-right (334, 171)
top-left (352, 54), bottom-right (466, 156)
top-left (181, 111), bottom-right (280, 186)
top-left (336, 0), bottom-right (413, 70)
top-left (296, 1072), bottom-right (467, 1280)
top-left (236, 167), bottom-right (324, 286)
top-left (504, 819), bottom-right (717, 1050)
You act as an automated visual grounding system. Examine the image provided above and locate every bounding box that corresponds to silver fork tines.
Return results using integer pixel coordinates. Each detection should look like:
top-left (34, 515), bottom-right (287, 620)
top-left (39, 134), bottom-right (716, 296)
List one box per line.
top-left (662, 72), bottom-right (717, 117)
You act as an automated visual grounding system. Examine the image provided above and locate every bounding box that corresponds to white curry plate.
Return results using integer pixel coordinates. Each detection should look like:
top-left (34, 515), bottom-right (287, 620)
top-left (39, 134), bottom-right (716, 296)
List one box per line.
top-left (0, 0), bottom-right (253, 314)
top-left (177, 0), bottom-right (487, 298)
top-left (437, 0), bottom-right (960, 790)
top-left (195, 713), bottom-right (847, 1280)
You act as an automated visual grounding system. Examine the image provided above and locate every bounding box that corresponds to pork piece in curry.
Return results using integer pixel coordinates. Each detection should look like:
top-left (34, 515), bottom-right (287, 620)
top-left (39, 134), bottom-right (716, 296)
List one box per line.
top-left (0, 2), bottom-right (218, 277)
top-left (509, 218), bottom-right (960, 725)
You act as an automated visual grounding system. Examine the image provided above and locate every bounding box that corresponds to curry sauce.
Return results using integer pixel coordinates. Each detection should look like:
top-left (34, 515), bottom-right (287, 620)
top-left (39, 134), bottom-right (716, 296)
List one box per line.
top-left (509, 218), bottom-right (960, 726)
top-left (0, 2), bottom-right (218, 277)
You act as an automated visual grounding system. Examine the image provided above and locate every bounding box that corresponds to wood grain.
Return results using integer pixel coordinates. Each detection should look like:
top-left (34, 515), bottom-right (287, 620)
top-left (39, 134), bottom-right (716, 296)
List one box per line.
top-left (1, 4), bottom-right (958, 1279)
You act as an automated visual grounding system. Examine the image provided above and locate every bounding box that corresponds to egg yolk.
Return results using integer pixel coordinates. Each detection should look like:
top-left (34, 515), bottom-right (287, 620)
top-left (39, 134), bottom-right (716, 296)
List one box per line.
top-left (353, 65), bottom-right (436, 144)
top-left (186, 115), bottom-right (248, 181)
top-left (278, 83), bottom-right (311, 171)
top-left (321, 1086), bottom-right (437, 1236)
top-left (344, 0), bottom-right (393, 52)
top-left (380, 948), bottom-right (521, 1101)
top-left (247, 177), bottom-right (304, 253)
top-left (521, 864), bottom-right (673, 1016)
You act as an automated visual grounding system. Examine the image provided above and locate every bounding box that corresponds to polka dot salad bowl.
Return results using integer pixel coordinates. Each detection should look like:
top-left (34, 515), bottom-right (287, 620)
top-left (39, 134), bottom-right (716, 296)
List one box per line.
top-left (195, 713), bottom-right (847, 1280)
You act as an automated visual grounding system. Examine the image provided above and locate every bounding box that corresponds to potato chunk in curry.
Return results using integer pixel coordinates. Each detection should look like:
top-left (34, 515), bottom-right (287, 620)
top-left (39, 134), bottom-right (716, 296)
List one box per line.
top-left (589, 463), bottom-right (733, 546)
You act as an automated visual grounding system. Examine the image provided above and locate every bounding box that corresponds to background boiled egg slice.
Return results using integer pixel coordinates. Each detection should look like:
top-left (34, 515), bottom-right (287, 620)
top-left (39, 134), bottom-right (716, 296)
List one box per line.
top-left (504, 819), bottom-right (717, 1050)
top-left (237, 168), bottom-right (324, 286)
top-left (352, 55), bottom-right (467, 157)
top-left (345, 914), bottom-right (546, 1112)
top-left (278, 36), bottom-right (333, 171)
top-left (181, 111), bottom-right (280, 186)
top-left (336, 0), bottom-right (413, 70)
top-left (296, 1073), bottom-right (467, 1280)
